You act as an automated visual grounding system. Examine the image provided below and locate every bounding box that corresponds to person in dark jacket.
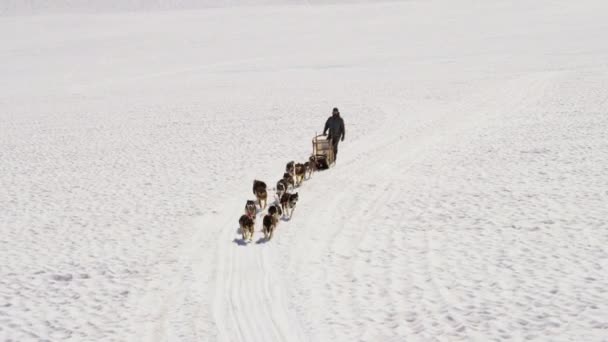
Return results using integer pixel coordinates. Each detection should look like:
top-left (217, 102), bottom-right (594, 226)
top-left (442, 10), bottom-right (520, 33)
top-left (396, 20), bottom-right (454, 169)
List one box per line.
top-left (323, 107), bottom-right (345, 161)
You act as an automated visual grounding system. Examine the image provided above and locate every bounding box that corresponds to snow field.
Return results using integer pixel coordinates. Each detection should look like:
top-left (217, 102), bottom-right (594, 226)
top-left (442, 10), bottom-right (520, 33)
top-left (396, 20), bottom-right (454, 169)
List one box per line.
top-left (1, 1), bottom-right (608, 341)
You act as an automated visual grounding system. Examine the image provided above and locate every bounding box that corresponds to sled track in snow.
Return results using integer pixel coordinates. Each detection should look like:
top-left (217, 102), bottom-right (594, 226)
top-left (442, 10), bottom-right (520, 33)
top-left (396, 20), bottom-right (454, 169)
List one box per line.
top-left (203, 105), bottom-right (404, 342)
top-left (155, 99), bottom-right (476, 341)
top-left (133, 72), bottom-right (608, 342)
top-left (153, 79), bottom-right (546, 341)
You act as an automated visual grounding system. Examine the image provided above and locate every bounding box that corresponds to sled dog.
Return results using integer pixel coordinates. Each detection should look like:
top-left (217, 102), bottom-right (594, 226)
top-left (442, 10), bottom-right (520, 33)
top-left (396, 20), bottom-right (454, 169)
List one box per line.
top-left (304, 159), bottom-right (314, 179)
top-left (280, 192), bottom-right (299, 219)
top-left (239, 214), bottom-right (255, 242)
top-left (294, 163), bottom-right (306, 186)
top-left (282, 172), bottom-right (295, 190)
top-left (244, 200), bottom-right (257, 219)
top-left (262, 214), bottom-right (278, 240)
top-left (285, 161), bottom-right (295, 176)
top-left (276, 179), bottom-right (288, 200)
top-left (252, 179), bottom-right (268, 209)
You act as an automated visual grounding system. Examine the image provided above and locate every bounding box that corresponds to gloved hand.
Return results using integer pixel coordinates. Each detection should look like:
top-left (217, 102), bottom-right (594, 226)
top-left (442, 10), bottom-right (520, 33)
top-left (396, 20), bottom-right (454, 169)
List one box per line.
top-left (341, 136), bottom-right (344, 142)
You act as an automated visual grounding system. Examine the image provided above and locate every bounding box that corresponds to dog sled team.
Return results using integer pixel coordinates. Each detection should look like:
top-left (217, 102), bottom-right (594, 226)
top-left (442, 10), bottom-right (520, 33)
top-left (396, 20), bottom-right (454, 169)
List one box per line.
top-left (238, 161), bottom-right (307, 243)
top-left (238, 107), bottom-right (346, 243)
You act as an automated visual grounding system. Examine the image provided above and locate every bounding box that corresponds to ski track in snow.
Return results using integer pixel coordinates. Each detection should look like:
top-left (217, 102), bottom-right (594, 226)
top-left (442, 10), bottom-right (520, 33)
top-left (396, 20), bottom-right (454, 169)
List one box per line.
top-left (2, 1), bottom-right (608, 341)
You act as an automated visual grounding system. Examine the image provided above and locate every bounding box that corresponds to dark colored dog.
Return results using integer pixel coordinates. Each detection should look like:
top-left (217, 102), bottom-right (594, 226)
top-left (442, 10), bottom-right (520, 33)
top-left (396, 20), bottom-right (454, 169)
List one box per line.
top-left (252, 179), bottom-right (268, 209)
top-left (262, 214), bottom-right (278, 240)
top-left (294, 163), bottom-right (305, 186)
top-left (305, 155), bottom-right (317, 179)
top-left (239, 214), bottom-right (255, 242)
top-left (268, 204), bottom-right (283, 219)
top-left (263, 205), bottom-right (283, 240)
top-left (285, 161), bottom-right (295, 176)
top-left (282, 172), bottom-right (295, 190)
top-left (276, 179), bottom-right (288, 200)
top-left (253, 179), bottom-right (266, 195)
top-left (280, 192), bottom-right (299, 219)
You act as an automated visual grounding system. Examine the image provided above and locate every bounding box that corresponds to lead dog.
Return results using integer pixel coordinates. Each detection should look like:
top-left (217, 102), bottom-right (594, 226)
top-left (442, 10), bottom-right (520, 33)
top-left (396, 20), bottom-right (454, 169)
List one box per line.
top-left (263, 205), bottom-right (283, 240)
top-left (262, 214), bottom-right (277, 240)
top-left (239, 214), bottom-right (255, 242)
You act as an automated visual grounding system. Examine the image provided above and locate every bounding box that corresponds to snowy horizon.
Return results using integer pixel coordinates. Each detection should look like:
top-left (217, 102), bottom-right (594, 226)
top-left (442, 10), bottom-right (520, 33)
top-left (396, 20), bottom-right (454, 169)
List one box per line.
top-left (1, 0), bottom-right (398, 16)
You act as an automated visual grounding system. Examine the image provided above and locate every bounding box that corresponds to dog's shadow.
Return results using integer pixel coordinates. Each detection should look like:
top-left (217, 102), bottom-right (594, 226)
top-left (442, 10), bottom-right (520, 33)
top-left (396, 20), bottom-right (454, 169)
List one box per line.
top-left (233, 226), bottom-right (248, 246)
top-left (232, 238), bottom-right (249, 246)
top-left (255, 238), bottom-right (270, 245)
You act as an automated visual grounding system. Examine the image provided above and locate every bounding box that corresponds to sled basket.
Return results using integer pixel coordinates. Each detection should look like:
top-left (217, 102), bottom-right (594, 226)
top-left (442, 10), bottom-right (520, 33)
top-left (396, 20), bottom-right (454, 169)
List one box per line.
top-left (312, 134), bottom-right (335, 170)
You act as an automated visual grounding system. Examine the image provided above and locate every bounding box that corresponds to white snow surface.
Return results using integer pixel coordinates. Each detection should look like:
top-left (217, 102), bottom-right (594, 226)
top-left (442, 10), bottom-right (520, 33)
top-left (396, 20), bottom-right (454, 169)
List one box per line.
top-left (2, 1), bottom-right (608, 341)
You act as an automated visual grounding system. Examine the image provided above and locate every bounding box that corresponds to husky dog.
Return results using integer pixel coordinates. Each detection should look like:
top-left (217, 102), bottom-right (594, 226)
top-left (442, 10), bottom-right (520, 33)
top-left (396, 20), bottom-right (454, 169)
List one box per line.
top-left (280, 192), bottom-right (299, 219)
top-left (285, 161), bottom-right (295, 176)
top-left (239, 214), bottom-right (255, 242)
top-left (282, 172), bottom-right (295, 190)
top-left (262, 214), bottom-right (278, 240)
top-left (263, 205), bottom-right (283, 240)
top-left (276, 179), bottom-right (288, 201)
top-left (252, 179), bottom-right (266, 195)
top-left (294, 163), bottom-right (305, 187)
top-left (244, 200), bottom-right (257, 219)
top-left (304, 162), bottom-right (312, 180)
top-left (252, 179), bottom-right (268, 209)
top-left (268, 204), bottom-right (283, 219)
top-left (305, 155), bottom-right (317, 179)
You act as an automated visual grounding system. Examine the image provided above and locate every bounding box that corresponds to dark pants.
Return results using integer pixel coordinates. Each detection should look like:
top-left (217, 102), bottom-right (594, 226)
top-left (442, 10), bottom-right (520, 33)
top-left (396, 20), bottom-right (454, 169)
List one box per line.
top-left (331, 138), bottom-right (340, 161)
